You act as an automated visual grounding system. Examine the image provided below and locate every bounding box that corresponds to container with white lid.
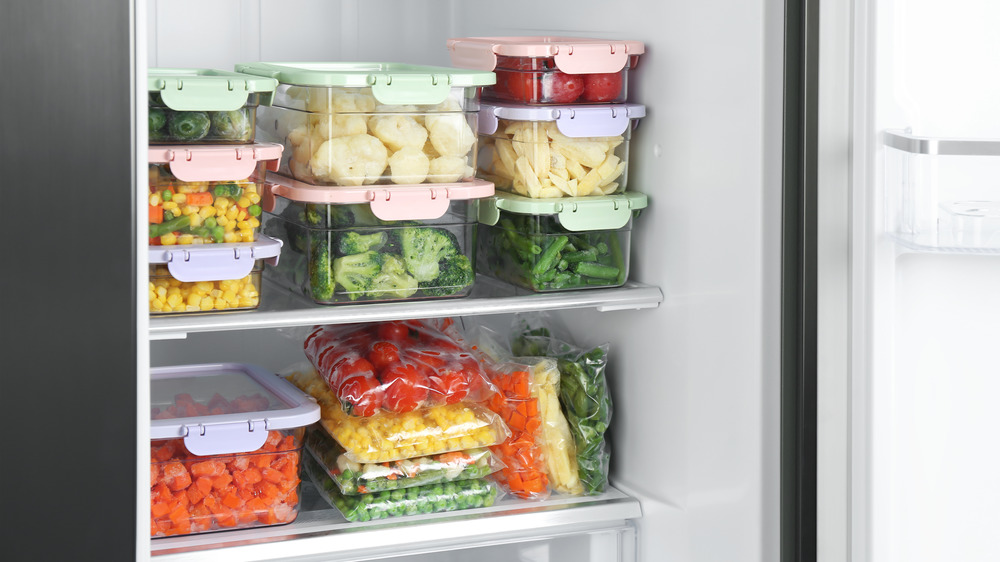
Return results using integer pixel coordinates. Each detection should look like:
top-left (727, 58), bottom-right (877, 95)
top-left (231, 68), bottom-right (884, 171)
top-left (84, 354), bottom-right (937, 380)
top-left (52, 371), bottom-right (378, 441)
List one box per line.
top-left (447, 37), bottom-right (645, 105)
top-left (149, 362), bottom-right (320, 537)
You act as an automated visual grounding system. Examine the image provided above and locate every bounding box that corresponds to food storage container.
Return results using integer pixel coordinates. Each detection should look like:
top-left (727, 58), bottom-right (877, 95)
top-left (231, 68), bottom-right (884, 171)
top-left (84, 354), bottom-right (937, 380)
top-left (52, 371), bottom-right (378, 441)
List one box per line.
top-left (260, 174), bottom-right (492, 304)
top-left (148, 236), bottom-right (281, 314)
top-left (304, 453), bottom-right (501, 522)
top-left (883, 129), bottom-right (1000, 253)
top-left (447, 37), bottom-right (645, 105)
top-left (234, 62), bottom-right (495, 186)
top-left (149, 144), bottom-right (283, 244)
top-left (477, 191), bottom-right (647, 292)
top-left (304, 426), bottom-right (502, 495)
top-left (150, 363), bottom-right (320, 537)
top-left (148, 68), bottom-right (277, 144)
top-left (476, 102), bottom-right (645, 197)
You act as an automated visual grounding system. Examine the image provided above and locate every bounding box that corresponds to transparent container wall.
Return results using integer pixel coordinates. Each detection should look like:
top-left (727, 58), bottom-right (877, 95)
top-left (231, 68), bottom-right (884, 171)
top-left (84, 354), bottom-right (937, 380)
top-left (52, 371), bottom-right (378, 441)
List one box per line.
top-left (478, 120), bottom-right (632, 198)
top-left (884, 145), bottom-right (1000, 252)
top-left (150, 428), bottom-right (304, 538)
top-left (257, 85), bottom-right (481, 186)
top-left (148, 162), bottom-right (267, 245)
top-left (477, 211), bottom-right (634, 292)
top-left (149, 92), bottom-right (261, 144)
top-left (487, 55), bottom-right (638, 105)
top-left (148, 261), bottom-right (263, 314)
top-left (261, 199), bottom-right (477, 304)
top-left (371, 522), bottom-right (637, 562)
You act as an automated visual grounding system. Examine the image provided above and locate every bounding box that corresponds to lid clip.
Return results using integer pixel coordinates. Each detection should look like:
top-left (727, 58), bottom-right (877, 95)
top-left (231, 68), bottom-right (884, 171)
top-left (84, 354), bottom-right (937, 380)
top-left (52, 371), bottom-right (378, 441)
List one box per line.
top-left (182, 419), bottom-right (269, 456)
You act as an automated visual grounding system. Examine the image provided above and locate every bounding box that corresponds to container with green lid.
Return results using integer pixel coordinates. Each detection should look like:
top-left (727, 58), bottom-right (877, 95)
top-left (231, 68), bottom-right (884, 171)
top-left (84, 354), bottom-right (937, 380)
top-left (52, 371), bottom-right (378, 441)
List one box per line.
top-left (148, 68), bottom-right (278, 144)
top-left (477, 191), bottom-right (647, 292)
top-left (235, 62), bottom-right (496, 187)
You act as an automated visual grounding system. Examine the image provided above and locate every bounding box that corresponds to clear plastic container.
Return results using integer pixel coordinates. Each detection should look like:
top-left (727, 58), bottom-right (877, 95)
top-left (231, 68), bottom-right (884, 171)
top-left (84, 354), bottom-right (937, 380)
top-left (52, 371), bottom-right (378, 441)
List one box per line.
top-left (260, 176), bottom-right (490, 304)
top-left (148, 144), bottom-right (283, 245)
top-left (476, 103), bottom-right (644, 197)
top-left (883, 129), bottom-right (1000, 252)
top-left (148, 68), bottom-right (277, 144)
top-left (447, 37), bottom-right (644, 105)
top-left (477, 192), bottom-right (647, 292)
top-left (149, 363), bottom-right (320, 537)
top-left (235, 62), bottom-right (494, 186)
top-left (148, 236), bottom-right (281, 314)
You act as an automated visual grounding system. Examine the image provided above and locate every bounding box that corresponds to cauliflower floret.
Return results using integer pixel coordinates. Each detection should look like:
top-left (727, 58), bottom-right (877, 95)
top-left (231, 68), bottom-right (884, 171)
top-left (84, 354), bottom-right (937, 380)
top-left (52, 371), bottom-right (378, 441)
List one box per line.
top-left (310, 114), bottom-right (368, 139)
top-left (427, 115), bottom-right (476, 158)
top-left (369, 114), bottom-right (428, 153)
top-left (310, 134), bottom-right (389, 186)
top-left (372, 104), bottom-right (422, 125)
top-left (428, 155), bottom-right (468, 183)
top-left (305, 90), bottom-right (378, 114)
top-left (388, 146), bottom-right (430, 184)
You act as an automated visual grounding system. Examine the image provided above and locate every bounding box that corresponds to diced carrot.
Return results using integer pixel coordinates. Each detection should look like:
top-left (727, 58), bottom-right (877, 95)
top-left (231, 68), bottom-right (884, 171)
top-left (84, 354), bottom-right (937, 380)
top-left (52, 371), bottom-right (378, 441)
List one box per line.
top-left (150, 464), bottom-right (161, 487)
top-left (195, 476), bottom-right (213, 496)
top-left (237, 509), bottom-right (258, 524)
top-left (507, 409), bottom-right (526, 432)
top-left (212, 473), bottom-right (233, 490)
top-left (221, 492), bottom-right (244, 510)
top-left (185, 191), bottom-right (214, 206)
top-left (511, 371), bottom-right (530, 399)
top-left (149, 205), bottom-right (164, 224)
top-left (259, 481), bottom-right (281, 502)
top-left (285, 489), bottom-right (299, 506)
top-left (265, 430), bottom-right (283, 448)
top-left (257, 509), bottom-right (278, 525)
top-left (186, 485), bottom-right (205, 506)
top-left (261, 467), bottom-right (284, 485)
top-left (277, 476), bottom-right (298, 494)
top-left (168, 504), bottom-right (190, 525)
top-left (229, 456), bottom-right (250, 471)
top-left (254, 453), bottom-right (276, 468)
top-left (278, 435), bottom-right (296, 451)
top-left (151, 483), bottom-right (173, 503)
top-left (243, 467), bottom-right (262, 485)
top-left (524, 398), bottom-right (538, 417)
top-left (152, 442), bottom-right (176, 462)
top-left (190, 460), bottom-right (225, 478)
top-left (163, 462), bottom-right (192, 492)
top-left (215, 510), bottom-right (237, 527)
top-left (524, 416), bottom-right (542, 434)
top-left (151, 502), bottom-right (171, 518)
top-left (279, 458), bottom-right (298, 480)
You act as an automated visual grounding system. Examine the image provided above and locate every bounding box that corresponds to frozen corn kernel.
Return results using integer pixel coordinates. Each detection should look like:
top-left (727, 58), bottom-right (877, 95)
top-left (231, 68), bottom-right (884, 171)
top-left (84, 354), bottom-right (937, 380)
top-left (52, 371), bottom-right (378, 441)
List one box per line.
top-left (172, 192), bottom-right (187, 204)
top-left (159, 232), bottom-right (177, 245)
top-left (162, 201), bottom-right (179, 211)
top-left (247, 192), bottom-right (261, 204)
top-left (177, 234), bottom-right (195, 245)
top-left (199, 206), bottom-right (216, 218)
top-left (238, 196), bottom-right (252, 208)
top-left (223, 232), bottom-right (240, 243)
top-left (149, 193), bottom-right (161, 206)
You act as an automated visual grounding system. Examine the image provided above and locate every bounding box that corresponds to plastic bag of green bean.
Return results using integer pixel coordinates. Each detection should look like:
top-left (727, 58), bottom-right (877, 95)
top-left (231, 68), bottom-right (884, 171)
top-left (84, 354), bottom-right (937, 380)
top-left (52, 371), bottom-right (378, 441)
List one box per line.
top-left (304, 452), bottom-right (502, 522)
top-left (304, 425), bottom-right (503, 495)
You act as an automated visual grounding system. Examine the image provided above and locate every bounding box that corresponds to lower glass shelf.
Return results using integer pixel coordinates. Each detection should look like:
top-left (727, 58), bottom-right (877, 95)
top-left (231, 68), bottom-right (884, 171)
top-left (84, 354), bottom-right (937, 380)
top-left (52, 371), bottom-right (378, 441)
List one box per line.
top-left (150, 481), bottom-right (642, 561)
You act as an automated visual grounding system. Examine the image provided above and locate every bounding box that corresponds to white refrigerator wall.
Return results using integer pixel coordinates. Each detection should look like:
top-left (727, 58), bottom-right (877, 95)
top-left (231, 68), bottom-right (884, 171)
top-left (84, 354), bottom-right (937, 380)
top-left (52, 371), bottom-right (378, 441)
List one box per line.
top-left (147, 1), bottom-right (784, 560)
top-left (868, 1), bottom-right (1000, 561)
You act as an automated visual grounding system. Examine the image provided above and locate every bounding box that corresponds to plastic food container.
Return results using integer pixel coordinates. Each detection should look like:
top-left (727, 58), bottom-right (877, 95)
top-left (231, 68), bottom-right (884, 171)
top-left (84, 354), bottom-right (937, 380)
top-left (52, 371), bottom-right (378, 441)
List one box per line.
top-left (148, 236), bottom-right (281, 314)
top-left (304, 453), bottom-right (500, 522)
top-left (260, 174), bottom-right (491, 304)
top-left (477, 192), bottom-right (647, 292)
top-left (234, 62), bottom-right (495, 186)
top-left (148, 68), bottom-right (277, 144)
top-left (304, 426), bottom-right (501, 495)
top-left (447, 37), bottom-right (644, 105)
top-left (883, 129), bottom-right (1000, 253)
top-left (150, 363), bottom-right (320, 537)
top-left (477, 102), bottom-right (644, 197)
top-left (149, 144), bottom-right (283, 245)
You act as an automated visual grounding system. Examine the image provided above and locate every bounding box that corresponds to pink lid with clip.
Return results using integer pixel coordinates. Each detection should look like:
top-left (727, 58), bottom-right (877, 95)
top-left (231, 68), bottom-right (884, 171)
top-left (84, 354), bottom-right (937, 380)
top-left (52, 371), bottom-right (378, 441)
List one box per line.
top-left (447, 36), bottom-right (645, 74)
top-left (148, 142), bottom-right (284, 182)
top-left (261, 174), bottom-right (494, 221)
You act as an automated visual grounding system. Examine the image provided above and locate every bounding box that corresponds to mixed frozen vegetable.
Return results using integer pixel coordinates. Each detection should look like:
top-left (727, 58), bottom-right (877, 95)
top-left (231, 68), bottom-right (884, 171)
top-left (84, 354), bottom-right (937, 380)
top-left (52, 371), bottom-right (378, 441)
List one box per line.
top-left (148, 166), bottom-right (263, 245)
top-left (148, 264), bottom-right (261, 314)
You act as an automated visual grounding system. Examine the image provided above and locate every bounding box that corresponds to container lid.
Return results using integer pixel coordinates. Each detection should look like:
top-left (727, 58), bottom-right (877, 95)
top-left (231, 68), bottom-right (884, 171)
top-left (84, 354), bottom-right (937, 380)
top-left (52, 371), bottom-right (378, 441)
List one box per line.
top-left (479, 191), bottom-right (648, 231)
top-left (234, 62), bottom-right (496, 106)
top-left (148, 68), bottom-right (278, 110)
top-left (447, 37), bottom-right (645, 74)
top-left (149, 235), bottom-right (282, 282)
top-left (479, 102), bottom-right (646, 138)
top-left (262, 174), bottom-right (494, 221)
top-left (148, 143), bottom-right (284, 182)
top-left (150, 363), bottom-right (320, 456)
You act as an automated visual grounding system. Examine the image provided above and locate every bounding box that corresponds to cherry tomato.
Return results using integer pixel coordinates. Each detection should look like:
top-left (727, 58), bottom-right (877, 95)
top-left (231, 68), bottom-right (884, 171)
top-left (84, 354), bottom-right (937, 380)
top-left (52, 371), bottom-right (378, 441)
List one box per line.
top-left (457, 354), bottom-right (491, 400)
top-left (380, 363), bottom-right (429, 413)
top-left (377, 321), bottom-right (412, 343)
top-left (337, 374), bottom-right (383, 417)
top-left (502, 71), bottom-right (540, 103)
top-left (368, 341), bottom-right (401, 371)
top-left (330, 356), bottom-right (376, 394)
top-left (544, 72), bottom-right (585, 103)
top-left (428, 368), bottom-right (470, 405)
top-left (582, 72), bottom-right (623, 102)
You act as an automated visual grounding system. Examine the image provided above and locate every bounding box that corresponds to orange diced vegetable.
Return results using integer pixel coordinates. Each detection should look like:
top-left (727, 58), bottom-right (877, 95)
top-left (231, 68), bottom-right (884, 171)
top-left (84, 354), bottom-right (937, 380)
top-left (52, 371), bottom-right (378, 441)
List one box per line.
top-left (185, 192), bottom-right (214, 206)
top-left (150, 205), bottom-right (163, 224)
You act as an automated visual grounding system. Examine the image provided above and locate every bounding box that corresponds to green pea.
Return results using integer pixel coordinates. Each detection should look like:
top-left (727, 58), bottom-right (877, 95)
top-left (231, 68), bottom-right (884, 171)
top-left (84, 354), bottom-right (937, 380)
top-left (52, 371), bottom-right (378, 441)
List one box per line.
top-left (249, 204), bottom-right (262, 217)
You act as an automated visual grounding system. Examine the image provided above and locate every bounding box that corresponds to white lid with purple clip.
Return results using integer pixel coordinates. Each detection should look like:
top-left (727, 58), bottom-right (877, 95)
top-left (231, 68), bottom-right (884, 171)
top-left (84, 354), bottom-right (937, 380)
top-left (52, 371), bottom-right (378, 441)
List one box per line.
top-left (149, 235), bottom-right (282, 282)
top-left (478, 102), bottom-right (646, 138)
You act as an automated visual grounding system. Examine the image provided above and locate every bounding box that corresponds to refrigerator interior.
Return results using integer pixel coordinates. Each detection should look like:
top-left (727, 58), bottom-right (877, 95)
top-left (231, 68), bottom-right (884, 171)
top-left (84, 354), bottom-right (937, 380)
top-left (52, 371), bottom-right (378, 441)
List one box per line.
top-left (859, 1), bottom-right (1000, 561)
top-left (144, 0), bottom-right (784, 560)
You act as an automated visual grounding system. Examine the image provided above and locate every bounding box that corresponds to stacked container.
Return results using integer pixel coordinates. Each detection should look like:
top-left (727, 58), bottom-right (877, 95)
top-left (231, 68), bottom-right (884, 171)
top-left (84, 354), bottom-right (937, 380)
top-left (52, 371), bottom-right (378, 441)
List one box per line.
top-left (447, 37), bottom-right (648, 292)
top-left (147, 69), bottom-right (284, 314)
top-left (234, 62), bottom-right (498, 304)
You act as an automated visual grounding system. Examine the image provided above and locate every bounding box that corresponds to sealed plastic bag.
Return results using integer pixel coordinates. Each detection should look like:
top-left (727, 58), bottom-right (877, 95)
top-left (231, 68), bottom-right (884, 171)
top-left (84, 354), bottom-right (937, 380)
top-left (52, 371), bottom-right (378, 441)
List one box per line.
top-left (304, 425), bottom-right (503, 495)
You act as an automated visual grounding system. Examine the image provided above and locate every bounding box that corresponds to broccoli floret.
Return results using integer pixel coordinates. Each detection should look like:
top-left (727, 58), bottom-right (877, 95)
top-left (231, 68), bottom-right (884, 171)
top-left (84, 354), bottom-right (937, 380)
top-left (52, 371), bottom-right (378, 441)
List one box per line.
top-left (420, 254), bottom-right (474, 297)
top-left (337, 230), bottom-right (388, 255)
top-left (370, 254), bottom-right (418, 299)
top-left (333, 251), bottom-right (383, 301)
top-left (399, 227), bottom-right (459, 283)
top-left (168, 111), bottom-right (210, 141)
top-left (322, 204), bottom-right (383, 229)
top-left (309, 239), bottom-right (335, 301)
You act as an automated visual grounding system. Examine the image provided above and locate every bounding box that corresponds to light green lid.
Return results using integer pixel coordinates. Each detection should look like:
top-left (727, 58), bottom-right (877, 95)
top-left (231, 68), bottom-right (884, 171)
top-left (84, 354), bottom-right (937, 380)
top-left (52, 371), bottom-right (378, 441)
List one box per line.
top-left (234, 62), bottom-right (496, 106)
top-left (479, 192), bottom-right (648, 231)
top-left (149, 68), bottom-right (277, 111)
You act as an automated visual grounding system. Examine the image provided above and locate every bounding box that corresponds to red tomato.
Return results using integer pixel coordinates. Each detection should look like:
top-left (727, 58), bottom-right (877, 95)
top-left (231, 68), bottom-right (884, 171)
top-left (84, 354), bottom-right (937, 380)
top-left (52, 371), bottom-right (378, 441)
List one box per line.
top-left (457, 354), bottom-right (491, 400)
top-left (543, 72), bottom-right (585, 103)
top-left (330, 356), bottom-right (376, 394)
top-left (380, 363), bottom-right (429, 413)
top-left (368, 341), bottom-right (401, 371)
top-left (337, 374), bottom-right (383, 417)
top-left (428, 368), bottom-right (470, 405)
top-left (377, 321), bottom-right (412, 343)
top-left (502, 71), bottom-right (540, 103)
top-left (582, 72), bottom-right (624, 102)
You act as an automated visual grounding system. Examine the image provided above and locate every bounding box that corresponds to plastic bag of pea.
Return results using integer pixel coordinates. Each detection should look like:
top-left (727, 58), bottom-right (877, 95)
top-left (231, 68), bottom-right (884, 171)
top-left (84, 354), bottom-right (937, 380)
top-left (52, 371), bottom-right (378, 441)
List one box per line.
top-left (304, 452), bottom-right (502, 522)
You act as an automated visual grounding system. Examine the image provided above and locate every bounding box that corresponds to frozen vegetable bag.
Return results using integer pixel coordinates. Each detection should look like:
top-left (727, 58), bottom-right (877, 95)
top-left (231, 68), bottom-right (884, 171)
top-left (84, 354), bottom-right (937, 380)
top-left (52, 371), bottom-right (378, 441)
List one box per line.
top-left (149, 363), bottom-right (320, 537)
